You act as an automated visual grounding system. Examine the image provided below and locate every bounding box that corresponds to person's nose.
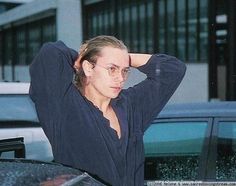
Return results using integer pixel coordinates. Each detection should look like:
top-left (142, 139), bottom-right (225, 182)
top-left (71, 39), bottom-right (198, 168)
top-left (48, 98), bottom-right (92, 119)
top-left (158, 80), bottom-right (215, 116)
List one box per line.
top-left (114, 70), bottom-right (125, 82)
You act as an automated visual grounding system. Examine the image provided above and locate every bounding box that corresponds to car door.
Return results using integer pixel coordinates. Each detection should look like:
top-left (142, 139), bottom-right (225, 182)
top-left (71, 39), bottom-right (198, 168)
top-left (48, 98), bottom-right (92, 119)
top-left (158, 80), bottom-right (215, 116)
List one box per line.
top-left (0, 94), bottom-right (53, 161)
top-left (206, 117), bottom-right (236, 181)
top-left (144, 118), bottom-right (212, 181)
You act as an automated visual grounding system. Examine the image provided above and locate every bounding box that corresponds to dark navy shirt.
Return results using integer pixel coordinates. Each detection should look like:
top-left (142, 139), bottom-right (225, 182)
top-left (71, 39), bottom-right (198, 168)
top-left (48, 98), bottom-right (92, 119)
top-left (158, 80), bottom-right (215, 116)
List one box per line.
top-left (29, 41), bottom-right (186, 186)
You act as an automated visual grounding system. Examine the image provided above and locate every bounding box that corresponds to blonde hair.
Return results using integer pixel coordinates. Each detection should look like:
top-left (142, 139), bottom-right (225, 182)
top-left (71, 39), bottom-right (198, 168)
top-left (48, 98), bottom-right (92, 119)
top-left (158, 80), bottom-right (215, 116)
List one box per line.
top-left (73, 35), bottom-right (128, 89)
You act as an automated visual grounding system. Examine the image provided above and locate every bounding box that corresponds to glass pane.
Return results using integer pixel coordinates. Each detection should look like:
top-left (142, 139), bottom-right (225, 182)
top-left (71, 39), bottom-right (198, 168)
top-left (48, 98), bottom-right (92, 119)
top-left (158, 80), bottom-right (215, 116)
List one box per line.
top-left (28, 25), bottom-right (41, 63)
top-left (144, 121), bottom-right (207, 180)
top-left (167, 0), bottom-right (175, 55)
top-left (92, 12), bottom-right (97, 36)
top-left (147, 1), bottom-right (153, 53)
top-left (131, 3), bottom-right (138, 52)
top-left (88, 13), bottom-right (95, 38)
top-left (4, 31), bottom-right (12, 66)
top-left (139, 2), bottom-right (146, 52)
top-left (0, 95), bottom-right (38, 121)
top-left (217, 121), bottom-right (236, 180)
top-left (0, 32), bottom-right (3, 81)
top-left (188, 0), bottom-right (197, 61)
top-left (4, 30), bottom-right (13, 81)
top-left (16, 26), bottom-right (26, 65)
top-left (98, 12), bottom-right (103, 35)
top-left (124, 4), bottom-right (131, 48)
top-left (158, 0), bottom-right (165, 53)
top-left (108, 6), bottom-right (114, 35)
top-left (118, 2), bottom-right (124, 39)
top-left (15, 26), bottom-right (29, 82)
top-left (103, 9), bottom-right (110, 34)
top-left (42, 18), bottom-right (56, 43)
top-left (177, 0), bottom-right (186, 61)
top-left (199, 0), bottom-right (208, 62)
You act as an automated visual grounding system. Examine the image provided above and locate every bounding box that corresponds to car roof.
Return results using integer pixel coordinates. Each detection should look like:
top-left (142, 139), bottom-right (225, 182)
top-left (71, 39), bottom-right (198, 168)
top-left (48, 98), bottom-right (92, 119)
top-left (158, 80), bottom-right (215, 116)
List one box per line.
top-left (156, 101), bottom-right (236, 119)
top-left (0, 82), bottom-right (30, 94)
top-left (0, 94), bottom-right (38, 121)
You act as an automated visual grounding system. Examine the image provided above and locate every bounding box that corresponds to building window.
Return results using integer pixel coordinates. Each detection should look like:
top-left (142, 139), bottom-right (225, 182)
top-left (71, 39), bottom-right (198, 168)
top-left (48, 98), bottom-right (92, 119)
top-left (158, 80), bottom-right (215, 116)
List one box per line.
top-left (42, 16), bottom-right (56, 43)
top-left (28, 23), bottom-right (41, 64)
top-left (15, 25), bottom-right (28, 82)
top-left (3, 29), bottom-right (13, 81)
top-left (199, 0), bottom-right (208, 62)
top-left (16, 25), bottom-right (27, 65)
top-left (146, 1), bottom-right (153, 53)
top-left (0, 16), bottom-right (56, 82)
top-left (217, 121), bottom-right (236, 180)
top-left (0, 32), bottom-right (3, 81)
top-left (83, 0), bottom-right (154, 53)
top-left (177, 0), bottom-right (186, 60)
top-left (83, 0), bottom-right (209, 62)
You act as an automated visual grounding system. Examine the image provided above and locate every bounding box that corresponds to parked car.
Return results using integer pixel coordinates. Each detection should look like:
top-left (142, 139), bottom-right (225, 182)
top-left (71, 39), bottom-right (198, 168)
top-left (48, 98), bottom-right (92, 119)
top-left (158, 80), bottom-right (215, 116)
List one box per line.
top-left (144, 101), bottom-right (236, 182)
top-left (2, 82), bottom-right (236, 184)
top-left (0, 82), bottom-right (53, 161)
top-left (0, 159), bottom-right (105, 186)
top-left (0, 82), bottom-right (105, 185)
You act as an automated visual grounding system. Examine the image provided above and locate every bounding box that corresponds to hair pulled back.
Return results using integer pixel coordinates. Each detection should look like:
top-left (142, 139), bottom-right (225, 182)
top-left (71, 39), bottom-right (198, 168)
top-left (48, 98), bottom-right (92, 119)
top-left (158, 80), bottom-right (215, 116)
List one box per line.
top-left (73, 35), bottom-right (128, 90)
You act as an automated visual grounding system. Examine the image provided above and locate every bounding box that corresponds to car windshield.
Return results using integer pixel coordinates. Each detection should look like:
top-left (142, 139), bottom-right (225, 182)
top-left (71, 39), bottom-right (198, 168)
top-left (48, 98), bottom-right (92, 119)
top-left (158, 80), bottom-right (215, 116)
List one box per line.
top-left (0, 94), bottom-right (38, 122)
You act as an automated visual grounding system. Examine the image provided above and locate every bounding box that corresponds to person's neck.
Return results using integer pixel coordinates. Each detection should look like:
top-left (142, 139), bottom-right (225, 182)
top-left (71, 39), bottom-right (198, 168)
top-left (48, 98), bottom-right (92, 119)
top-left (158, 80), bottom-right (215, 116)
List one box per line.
top-left (84, 87), bottom-right (111, 113)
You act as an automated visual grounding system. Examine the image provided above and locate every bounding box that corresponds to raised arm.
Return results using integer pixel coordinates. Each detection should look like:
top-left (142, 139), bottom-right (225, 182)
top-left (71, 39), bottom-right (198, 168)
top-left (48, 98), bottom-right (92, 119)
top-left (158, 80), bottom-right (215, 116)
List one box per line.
top-left (129, 53), bottom-right (152, 67)
top-left (29, 41), bottom-right (77, 102)
top-left (124, 53), bottom-right (186, 132)
top-left (29, 41), bottom-right (77, 136)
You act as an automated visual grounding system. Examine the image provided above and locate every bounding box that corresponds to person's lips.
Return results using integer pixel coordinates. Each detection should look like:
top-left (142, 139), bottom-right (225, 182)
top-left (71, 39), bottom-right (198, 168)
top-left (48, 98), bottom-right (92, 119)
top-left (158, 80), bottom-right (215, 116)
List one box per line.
top-left (111, 86), bottom-right (122, 91)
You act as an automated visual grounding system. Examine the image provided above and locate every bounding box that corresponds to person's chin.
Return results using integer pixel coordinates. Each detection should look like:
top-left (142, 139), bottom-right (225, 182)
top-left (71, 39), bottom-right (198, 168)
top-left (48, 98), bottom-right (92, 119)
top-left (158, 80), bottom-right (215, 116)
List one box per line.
top-left (109, 91), bottom-right (121, 98)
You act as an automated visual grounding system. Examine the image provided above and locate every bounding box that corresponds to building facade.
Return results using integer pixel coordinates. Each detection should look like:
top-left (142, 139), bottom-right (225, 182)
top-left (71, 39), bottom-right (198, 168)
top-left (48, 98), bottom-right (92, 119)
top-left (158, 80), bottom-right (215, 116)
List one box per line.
top-left (0, 0), bottom-right (235, 102)
top-left (0, 0), bottom-right (82, 82)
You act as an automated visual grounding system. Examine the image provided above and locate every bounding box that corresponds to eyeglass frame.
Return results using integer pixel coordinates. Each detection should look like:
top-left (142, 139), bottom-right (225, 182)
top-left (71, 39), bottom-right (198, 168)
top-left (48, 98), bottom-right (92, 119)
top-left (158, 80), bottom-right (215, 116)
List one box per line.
top-left (89, 61), bottom-right (131, 80)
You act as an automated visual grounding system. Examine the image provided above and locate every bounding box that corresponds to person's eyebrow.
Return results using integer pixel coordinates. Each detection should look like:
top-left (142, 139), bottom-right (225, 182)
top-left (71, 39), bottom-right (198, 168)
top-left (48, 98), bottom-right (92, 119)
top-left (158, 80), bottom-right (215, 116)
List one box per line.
top-left (107, 63), bottom-right (130, 68)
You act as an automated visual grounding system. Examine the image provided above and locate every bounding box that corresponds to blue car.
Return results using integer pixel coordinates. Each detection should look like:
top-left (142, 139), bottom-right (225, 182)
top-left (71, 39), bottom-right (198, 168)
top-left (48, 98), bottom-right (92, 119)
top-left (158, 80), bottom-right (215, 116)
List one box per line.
top-left (1, 83), bottom-right (236, 183)
top-left (144, 102), bottom-right (236, 182)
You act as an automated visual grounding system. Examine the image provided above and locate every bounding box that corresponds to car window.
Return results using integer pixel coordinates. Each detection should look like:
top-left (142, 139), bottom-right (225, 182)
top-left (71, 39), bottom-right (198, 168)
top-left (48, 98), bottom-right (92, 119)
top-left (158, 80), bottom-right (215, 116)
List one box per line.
top-left (217, 121), bottom-right (236, 181)
top-left (0, 94), bottom-right (38, 122)
top-left (144, 121), bottom-right (208, 180)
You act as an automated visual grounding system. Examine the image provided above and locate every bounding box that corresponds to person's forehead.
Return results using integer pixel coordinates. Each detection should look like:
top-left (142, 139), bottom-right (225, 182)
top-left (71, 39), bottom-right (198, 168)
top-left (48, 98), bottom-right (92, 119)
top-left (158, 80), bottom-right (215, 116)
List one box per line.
top-left (100, 46), bottom-right (128, 55)
top-left (98, 46), bottom-right (129, 66)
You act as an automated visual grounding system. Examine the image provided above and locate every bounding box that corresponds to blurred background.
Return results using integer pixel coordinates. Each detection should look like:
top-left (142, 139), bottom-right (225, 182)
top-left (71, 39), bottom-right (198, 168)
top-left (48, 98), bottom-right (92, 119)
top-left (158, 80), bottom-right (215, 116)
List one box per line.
top-left (0, 0), bottom-right (235, 103)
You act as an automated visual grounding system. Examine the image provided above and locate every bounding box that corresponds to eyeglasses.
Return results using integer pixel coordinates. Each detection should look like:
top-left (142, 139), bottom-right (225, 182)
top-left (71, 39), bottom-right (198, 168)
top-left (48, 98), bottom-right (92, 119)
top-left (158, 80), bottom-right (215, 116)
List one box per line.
top-left (94, 63), bottom-right (130, 79)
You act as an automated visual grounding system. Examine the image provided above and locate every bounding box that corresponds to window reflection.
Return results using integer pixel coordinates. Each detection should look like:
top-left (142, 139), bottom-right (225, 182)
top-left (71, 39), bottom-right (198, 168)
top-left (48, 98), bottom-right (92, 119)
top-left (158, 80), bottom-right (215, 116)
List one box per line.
top-left (167, 0), bottom-right (175, 55)
top-left (200, 0), bottom-right (208, 62)
top-left (15, 26), bottom-right (27, 82)
top-left (147, 1), bottom-right (153, 53)
top-left (131, 3), bottom-right (138, 52)
top-left (139, 3), bottom-right (146, 52)
top-left (16, 26), bottom-right (27, 65)
top-left (177, 0), bottom-right (186, 60)
top-left (158, 0), bottom-right (165, 53)
top-left (3, 30), bottom-right (13, 81)
top-left (0, 16), bottom-right (56, 82)
top-left (28, 25), bottom-right (41, 64)
top-left (0, 32), bottom-right (3, 81)
top-left (144, 121), bottom-right (207, 180)
top-left (217, 121), bottom-right (236, 180)
top-left (83, 0), bottom-right (208, 62)
top-left (42, 20), bottom-right (56, 44)
top-left (188, 0), bottom-right (197, 61)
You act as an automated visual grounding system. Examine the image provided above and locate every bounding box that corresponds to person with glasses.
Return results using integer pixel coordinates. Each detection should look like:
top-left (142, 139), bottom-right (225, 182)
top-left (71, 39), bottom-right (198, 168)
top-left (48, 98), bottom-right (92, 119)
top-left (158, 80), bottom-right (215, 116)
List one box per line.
top-left (29, 35), bottom-right (186, 186)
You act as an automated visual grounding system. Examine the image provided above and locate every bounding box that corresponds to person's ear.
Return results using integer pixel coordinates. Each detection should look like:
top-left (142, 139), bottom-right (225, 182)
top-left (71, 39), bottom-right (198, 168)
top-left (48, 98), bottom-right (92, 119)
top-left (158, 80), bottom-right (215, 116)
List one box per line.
top-left (82, 60), bottom-right (94, 76)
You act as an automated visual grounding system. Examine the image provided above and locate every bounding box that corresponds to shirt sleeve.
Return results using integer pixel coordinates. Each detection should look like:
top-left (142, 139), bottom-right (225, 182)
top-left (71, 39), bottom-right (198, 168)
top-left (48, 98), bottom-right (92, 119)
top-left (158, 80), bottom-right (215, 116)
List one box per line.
top-left (29, 41), bottom-right (77, 131)
top-left (124, 54), bottom-right (186, 132)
